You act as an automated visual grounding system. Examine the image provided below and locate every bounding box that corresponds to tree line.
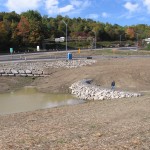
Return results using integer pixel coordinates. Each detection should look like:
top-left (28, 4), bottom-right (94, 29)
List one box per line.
top-left (0, 10), bottom-right (150, 53)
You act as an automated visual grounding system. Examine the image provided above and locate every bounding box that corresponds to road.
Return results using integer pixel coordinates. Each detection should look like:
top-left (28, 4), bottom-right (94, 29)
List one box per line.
top-left (0, 47), bottom-right (149, 63)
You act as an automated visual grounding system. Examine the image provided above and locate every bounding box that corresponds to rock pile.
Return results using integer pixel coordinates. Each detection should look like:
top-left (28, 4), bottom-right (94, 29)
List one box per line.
top-left (0, 68), bottom-right (43, 77)
top-left (44, 60), bottom-right (96, 68)
top-left (70, 79), bottom-right (141, 100)
top-left (0, 60), bottom-right (96, 77)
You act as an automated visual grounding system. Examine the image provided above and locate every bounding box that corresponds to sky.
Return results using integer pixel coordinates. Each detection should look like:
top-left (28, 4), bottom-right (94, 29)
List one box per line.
top-left (0, 0), bottom-right (150, 26)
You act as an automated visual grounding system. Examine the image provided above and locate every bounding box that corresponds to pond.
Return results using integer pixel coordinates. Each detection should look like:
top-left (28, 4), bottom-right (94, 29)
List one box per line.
top-left (0, 86), bottom-right (84, 115)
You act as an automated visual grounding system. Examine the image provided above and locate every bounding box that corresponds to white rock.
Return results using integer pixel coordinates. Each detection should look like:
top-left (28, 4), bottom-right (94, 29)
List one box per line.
top-left (11, 69), bottom-right (18, 74)
top-left (25, 70), bottom-right (32, 74)
top-left (8, 74), bottom-right (15, 76)
top-left (5, 69), bottom-right (11, 74)
top-left (18, 70), bottom-right (25, 74)
top-left (0, 70), bottom-right (5, 74)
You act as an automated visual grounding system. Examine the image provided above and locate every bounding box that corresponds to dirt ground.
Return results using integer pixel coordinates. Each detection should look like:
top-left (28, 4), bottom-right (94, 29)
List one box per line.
top-left (33, 57), bottom-right (150, 93)
top-left (0, 57), bottom-right (150, 149)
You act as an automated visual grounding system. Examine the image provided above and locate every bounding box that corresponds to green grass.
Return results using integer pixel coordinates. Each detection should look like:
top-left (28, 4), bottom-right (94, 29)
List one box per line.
top-left (90, 49), bottom-right (150, 56)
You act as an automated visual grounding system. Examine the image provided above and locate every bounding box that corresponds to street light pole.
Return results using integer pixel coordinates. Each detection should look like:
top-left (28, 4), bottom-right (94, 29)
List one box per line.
top-left (93, 31), bottom-right (96, 49)
top-left (95, 32), bottom-right (96, 49)
top-left (62, 20), bottom-right (67, 51)
top-left (136, 33), bottom-right (138, 50)
top-left (120, 33), bottom-right (126, 46)
top-left (120, 35), bottom-right (122, 45)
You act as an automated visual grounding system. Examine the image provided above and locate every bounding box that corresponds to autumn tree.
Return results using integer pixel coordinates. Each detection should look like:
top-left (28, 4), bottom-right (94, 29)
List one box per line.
top-left (16, 16), bottom-right (30, 45)
top-left (10, 20), bottom-right (19, 47)
top-left (0, 20), bottom-right (11, 52)
top-left (125, 27), bottom-right (135, 39)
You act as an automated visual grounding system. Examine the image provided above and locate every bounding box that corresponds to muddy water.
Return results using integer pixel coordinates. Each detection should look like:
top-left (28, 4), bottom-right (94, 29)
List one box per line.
top-left (0, 87), bottom-right (84, 115)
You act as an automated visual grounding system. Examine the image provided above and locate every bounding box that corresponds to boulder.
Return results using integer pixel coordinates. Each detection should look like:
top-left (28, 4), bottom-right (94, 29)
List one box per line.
top-left (25, 70), bottom-right (32, 74)
top-left (5, 69), bottom-right (11, 74)
top-left (11, 69), bottom-right (18, 74)
top-left (0, 70), bottom-right (5, 74)
top-left (18, 70), bottom-right (25, 74)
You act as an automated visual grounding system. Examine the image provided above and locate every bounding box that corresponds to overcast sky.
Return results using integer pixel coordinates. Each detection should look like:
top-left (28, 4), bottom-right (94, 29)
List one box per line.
top-left (0, 0), bottom-right (150, 26)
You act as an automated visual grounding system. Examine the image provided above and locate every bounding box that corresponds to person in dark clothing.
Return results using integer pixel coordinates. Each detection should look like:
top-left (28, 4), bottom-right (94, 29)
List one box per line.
top-left (111, 81), bottom-right (115, 90)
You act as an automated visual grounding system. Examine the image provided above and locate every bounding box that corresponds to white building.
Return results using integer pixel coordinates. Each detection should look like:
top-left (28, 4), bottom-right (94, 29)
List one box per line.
top-left (144, 38), bottom-right (150, 44)
top-left (55, 37), bottom-right (65, 43)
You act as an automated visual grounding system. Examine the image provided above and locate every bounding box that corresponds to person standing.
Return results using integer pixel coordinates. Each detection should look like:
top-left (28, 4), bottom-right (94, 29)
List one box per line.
top-left (111, 81), bottom-right (115, 90)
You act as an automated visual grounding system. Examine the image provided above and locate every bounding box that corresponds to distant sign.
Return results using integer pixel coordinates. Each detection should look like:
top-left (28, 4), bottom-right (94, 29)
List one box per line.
top-left (10, 48), bottom-right (13, 54)
top-left (37, 46), bottom-right (40, 51)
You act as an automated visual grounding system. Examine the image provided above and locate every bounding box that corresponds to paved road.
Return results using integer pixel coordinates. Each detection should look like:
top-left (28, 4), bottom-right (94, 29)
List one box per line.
top-left (0, 51), bottom-right (87, 63)
top-left (0, 47), bottom-right (149, 63)
top-left (116, 47), bottom-right (138, 51)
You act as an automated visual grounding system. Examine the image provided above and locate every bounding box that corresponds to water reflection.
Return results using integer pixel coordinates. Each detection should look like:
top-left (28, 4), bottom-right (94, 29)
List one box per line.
top-left (0, 86), bottom-right (84, 115)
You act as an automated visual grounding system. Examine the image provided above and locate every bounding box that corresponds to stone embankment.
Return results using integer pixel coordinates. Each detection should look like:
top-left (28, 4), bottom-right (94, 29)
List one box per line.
top-left (0, 60), bottom-right (96, 77)
top-left (70, 79), bottom-right (141, 100)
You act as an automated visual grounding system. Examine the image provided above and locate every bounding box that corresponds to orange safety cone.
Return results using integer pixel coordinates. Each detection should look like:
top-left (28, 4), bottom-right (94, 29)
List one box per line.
top-left (78, 48), bottom-right (80, 54)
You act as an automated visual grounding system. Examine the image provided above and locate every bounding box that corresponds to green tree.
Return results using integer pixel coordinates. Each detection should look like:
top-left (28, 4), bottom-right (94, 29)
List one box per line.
top-left (0, 21), bottom-right (11, 52)
top-left (28, 20), bottom-right (44, 46)
top-left (21, 10), bottom-right (42, 22)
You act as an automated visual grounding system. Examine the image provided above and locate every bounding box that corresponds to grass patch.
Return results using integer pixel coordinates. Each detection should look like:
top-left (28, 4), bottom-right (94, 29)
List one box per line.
top-left (87, 49), bottom-right (150, 56)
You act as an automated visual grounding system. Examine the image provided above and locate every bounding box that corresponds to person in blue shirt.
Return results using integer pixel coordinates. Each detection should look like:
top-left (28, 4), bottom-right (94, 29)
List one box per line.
top-left (111, 81), bottom-right (115, 90)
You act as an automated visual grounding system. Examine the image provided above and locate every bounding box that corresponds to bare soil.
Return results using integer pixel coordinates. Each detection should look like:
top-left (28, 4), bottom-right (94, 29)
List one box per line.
top-left (0, 57), bottom-right (150, 149)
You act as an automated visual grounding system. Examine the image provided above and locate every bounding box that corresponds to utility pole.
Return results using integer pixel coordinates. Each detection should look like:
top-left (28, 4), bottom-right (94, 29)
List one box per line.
top-left (93, 31), bottom-right (96, 49)
top-left (120, 33), bottom-right (126, 46)
top-left (120, 35), bottom-right (122, 45)
top-left (62, 20), bottom-right (67, 51)
top-left (136, 33), bottom-right (139, 50)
